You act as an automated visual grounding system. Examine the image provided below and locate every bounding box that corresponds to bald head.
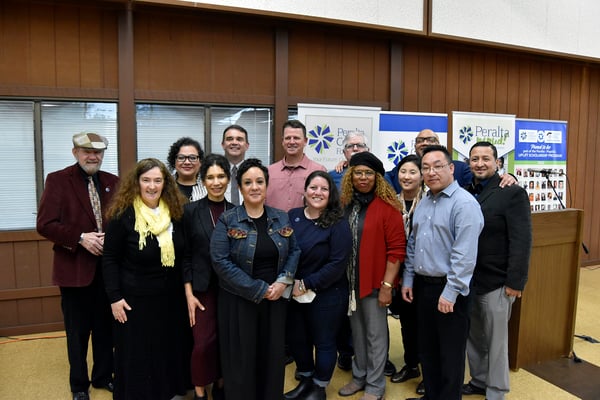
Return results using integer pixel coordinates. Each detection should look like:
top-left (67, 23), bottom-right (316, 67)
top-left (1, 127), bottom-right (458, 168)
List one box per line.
top-left (415, 129), bottom-right (440, 157)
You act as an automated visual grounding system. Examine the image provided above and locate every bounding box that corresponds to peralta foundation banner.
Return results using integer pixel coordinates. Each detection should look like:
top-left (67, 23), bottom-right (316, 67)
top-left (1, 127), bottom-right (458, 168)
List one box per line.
top-left (298, 104), bottom-right (380, 170)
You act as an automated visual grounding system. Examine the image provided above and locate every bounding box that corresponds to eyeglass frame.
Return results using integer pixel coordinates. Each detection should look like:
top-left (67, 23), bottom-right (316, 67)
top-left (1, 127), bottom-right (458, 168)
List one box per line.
top-left (344, 143), bottom-right (368, 150)
top-left (415, 136), bottom-right (439, 144)
top-left (352, 169), bottom-right (376, 178)
top-left (176, 154), bottom-right (200, 163)
top-left (421, 163), bottom-right (449, 174)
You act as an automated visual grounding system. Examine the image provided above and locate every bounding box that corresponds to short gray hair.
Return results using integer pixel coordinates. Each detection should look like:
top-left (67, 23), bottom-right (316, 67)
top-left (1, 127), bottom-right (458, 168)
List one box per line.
top-left (342, 131), bottom-right (368, 147)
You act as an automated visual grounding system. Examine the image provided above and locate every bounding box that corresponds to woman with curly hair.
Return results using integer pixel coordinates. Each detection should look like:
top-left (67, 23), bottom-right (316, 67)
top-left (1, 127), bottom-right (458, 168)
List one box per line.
top-left (167, 137), bottom-right (207, 202)
top-left (103, 158), bottom-right (190, 400)
top-left (337, 152), bottom-right (406, 400)
top-left (284, 171), bottom-right (352, 400)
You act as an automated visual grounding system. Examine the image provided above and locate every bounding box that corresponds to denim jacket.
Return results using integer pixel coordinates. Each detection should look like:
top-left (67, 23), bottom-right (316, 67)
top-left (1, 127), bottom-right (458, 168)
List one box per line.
top-left (210, 205), bottom-right (300, 303)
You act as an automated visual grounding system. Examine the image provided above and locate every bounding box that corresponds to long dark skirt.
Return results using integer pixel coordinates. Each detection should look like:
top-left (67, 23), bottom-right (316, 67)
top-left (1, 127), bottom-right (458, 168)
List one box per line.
top-left (218, 289), bottom-right (287, 400)
top-left (190, 286), bottom-right (220, 386)
top-left (113, 290), bottom-right (190, 400)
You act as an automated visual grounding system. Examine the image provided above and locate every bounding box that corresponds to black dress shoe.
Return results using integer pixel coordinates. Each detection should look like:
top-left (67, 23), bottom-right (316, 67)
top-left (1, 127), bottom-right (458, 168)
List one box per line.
top-left (337, 353), bottom-right (353, 371)
top-left (284, 377), bottom-right (312, 400)
top-left (405, 397), bottom-right (424, 400)
top-left (304, 382), bottom-right (326, 400)
top-left (384, 359), bottom-right (397, 376)
top-left (93, 381), bottom-right (114, 392)
top-left (72, 392), bottom-right (89, 400)
top-left (416, 380), bottom-right (425, 395)
top-left (462, 382), bottom-right (486, 395)
top-left (391, 365), bottom-right (420, 383)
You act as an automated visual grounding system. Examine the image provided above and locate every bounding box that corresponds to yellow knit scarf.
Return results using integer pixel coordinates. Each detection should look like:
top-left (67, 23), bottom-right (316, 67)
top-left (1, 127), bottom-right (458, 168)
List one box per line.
top-left (133, 196), bottom-right (175, 267)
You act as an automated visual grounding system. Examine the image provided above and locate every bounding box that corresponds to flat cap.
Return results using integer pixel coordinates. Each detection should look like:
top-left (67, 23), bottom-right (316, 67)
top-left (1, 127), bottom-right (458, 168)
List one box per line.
top-left (72, 132), bottom-right (108, 150)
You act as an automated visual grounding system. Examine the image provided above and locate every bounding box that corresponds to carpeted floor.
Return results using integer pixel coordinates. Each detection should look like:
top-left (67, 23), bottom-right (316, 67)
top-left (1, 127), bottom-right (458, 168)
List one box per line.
top-left (1, 267), bottom-right (599, 400)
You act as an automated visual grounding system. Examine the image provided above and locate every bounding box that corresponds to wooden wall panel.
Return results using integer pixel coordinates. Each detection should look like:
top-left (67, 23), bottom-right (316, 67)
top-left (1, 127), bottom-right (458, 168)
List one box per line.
top-left (288, 29), bottom-right (389, 106)
top-left (0, 242), bottom-right (16, 290)
top-left (0, 0), bottom-right (119, 93)
top-left (133, 10), bottom-right (274, 101)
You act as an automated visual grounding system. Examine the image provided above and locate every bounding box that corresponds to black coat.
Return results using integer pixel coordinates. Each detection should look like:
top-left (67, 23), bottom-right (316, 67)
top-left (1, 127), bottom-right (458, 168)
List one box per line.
top-left (182, 197), bottom-right (235, 292)
top-left (469, 173), bottom-right (532, 295)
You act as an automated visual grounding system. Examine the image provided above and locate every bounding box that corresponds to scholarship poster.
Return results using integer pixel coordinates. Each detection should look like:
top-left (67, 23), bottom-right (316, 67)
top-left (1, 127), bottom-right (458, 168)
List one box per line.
top-left (374, 112), bottom-right (448, 171)
top-left (514, 118), bottom-right (568, 212)
top-left (451, 111), bottom-right (516, 170)
top-left (298, 104), bottom-right (380, 170)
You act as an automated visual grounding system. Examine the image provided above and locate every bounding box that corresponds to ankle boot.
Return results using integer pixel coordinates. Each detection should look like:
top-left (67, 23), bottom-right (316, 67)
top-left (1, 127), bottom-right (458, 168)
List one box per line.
top-left (303, 382), bottom-right (326, 400)
top-left (284, 377), bottom-right (312, 400)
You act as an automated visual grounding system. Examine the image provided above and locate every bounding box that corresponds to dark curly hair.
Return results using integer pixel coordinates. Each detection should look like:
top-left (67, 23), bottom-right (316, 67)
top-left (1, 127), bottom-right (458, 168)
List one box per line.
top-left (107, 158), bottom-right (186, 221)
top-left (236, 158), bottom-right (269, 186)
top-left (303, 171), bottom-right (344, 228)
top-left (340, 166), bottom-right (402, 211)
top-left (166, 137), bottom-right (204, 172)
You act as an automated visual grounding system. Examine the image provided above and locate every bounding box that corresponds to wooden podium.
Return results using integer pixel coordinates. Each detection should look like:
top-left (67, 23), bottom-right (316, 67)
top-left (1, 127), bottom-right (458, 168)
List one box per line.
top-left (508, 209), bottom-right (584, 370)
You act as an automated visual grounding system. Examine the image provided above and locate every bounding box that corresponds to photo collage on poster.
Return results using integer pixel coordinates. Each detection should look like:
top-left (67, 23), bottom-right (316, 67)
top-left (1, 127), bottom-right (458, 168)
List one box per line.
top-left (515, 167), bottom-right (566, 212)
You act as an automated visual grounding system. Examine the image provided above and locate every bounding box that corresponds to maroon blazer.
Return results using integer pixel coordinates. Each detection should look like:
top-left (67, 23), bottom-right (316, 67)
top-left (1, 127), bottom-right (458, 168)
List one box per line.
top-left (37, 163), bottom-right (119, 287)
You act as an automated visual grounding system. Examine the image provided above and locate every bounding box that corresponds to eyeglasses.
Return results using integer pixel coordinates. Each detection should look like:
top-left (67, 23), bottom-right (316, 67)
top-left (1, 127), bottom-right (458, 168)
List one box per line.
top-left (352, 169), bottom-right (376, 178)
top-left (421, 163), bottom-right (449, 174)
top-left (176, 154), bottom-right (200, 163)
top-left (344, 143), bottom-right (368, 150)
top-left (415, 137), bottom-right (439, 144)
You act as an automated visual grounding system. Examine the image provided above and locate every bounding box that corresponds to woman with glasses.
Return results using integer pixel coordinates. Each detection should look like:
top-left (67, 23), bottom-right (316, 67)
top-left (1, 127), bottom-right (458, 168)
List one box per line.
top-left (337, 152), bottom-right (406, 400)
top-left (167, 137), bottom-right (207, 202)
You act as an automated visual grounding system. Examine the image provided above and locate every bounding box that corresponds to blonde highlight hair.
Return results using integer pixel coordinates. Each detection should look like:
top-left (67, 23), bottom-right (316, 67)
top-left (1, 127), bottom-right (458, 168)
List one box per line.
top-left (340, 166), bottom-right (403, 211)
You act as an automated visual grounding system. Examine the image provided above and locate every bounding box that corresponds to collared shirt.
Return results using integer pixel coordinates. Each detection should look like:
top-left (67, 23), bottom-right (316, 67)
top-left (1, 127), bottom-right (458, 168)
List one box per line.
top-left (225, 160), bottom-right (243, 204)
top-left (403, 180), bottom-right (483, 303)
top-left (266, 154), bottom-right (326, 211)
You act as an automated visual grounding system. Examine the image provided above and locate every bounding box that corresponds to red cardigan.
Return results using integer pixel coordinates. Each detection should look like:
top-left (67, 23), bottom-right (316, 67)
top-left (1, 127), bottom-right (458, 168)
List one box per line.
top-left (357, 197), bottom-right (406, 299)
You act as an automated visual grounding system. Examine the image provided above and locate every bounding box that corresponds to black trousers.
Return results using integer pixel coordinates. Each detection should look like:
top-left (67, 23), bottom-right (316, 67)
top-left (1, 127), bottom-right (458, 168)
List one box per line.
top-left (396, 292), bottom-right (419, 368)
top-left (60, 270), bottom-right (113, 392)
top-left (218, 289), bottom-right (287, 400)
top-left (414, 275), bottom-right (471, 400)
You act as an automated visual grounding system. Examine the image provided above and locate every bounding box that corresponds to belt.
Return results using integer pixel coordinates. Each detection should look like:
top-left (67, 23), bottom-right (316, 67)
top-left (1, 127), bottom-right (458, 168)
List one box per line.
top-left (415, 274), bottom-right (447, 284)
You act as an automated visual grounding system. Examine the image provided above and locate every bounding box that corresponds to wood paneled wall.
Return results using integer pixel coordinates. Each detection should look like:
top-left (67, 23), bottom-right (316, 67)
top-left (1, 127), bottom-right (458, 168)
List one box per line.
top-left (0, 0), bottom-right (599, 335)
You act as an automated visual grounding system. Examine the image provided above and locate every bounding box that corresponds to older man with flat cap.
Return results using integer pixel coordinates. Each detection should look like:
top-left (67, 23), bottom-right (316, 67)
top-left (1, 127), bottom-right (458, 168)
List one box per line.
top-left (37, 132), bottom-right (119, 400)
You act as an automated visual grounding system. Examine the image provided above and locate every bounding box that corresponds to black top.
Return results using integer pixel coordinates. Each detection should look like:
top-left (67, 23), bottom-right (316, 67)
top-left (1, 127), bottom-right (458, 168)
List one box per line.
top-left (250, 212), bottom-right (278, 283)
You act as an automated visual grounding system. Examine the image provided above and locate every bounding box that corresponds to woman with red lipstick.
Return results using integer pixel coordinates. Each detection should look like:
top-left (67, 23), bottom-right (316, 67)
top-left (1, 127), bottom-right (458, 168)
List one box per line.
top-left (337, 152), bottom-right (406, 400)
top-left (103, 158), bottom-right (189, 400)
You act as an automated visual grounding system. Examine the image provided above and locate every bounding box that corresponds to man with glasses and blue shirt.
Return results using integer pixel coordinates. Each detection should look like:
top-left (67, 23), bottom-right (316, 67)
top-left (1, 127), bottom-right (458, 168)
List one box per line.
top-left (402, 145), bottom-right (483, 400)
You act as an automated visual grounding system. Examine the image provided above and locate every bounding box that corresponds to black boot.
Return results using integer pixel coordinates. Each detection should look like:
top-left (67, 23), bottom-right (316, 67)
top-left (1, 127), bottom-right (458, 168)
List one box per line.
top-left (303, 382), bottom-right (326, 400)
top-left (284, 377), bottom-right (312, 400)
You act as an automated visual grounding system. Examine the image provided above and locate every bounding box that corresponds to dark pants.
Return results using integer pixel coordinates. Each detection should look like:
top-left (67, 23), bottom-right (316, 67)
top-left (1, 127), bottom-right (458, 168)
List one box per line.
top-left (287, 286), bottom-right (348, 383)
top-left (397, 292), bottom-right (419, 367)
top-left (336, 315), bottom-right (354, 358)
top-left (218, 289), bottom-right (287, 400)
top-left (60, 271), bottom-right (113, 393)
top-left (414, 275), bottom-right (471, 400)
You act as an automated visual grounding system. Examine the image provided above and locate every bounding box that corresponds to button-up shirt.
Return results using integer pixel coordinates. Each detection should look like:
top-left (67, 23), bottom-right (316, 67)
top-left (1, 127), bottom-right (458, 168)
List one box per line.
top-left (266, 154), bottom-right (326, 211)
top-left (403, 180), bottom-right (484, 303)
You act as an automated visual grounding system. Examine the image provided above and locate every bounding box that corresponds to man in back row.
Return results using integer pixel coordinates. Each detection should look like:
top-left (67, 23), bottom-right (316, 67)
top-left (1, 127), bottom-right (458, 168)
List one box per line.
top-left (266, 120), bottom-right (326, 211)
top-left (221, 124), bottom-right (250, 206)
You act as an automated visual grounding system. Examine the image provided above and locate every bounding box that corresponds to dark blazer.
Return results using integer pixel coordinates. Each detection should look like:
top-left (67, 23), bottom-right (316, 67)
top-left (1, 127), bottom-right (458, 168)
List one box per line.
top-left (37, 163), bottom-right (119, 287)
top-left (182, 196), bottom-right (234, 292)
top-left (469, 173), bottom-right (532, 295)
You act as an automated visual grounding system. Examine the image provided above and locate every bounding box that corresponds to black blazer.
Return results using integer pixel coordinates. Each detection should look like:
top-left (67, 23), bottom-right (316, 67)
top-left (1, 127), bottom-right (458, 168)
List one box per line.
top-left (470, 173), bottom-right (532, 295)
top-left (182, 196), bottom-right (235, 292)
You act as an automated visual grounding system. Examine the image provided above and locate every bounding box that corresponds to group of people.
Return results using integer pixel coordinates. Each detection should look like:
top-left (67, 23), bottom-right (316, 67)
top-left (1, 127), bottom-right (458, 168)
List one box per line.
top-left (37, 121), bottom-right (532, 400)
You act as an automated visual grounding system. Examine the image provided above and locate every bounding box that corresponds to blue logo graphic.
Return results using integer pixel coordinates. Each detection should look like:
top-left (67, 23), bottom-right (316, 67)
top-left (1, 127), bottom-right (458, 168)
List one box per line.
top-left (459, 126), bottom-right (474, 144)
top-left (307, 125), bottom-right (334, 154)
top-left (386, 141), bottom-right (409, 166)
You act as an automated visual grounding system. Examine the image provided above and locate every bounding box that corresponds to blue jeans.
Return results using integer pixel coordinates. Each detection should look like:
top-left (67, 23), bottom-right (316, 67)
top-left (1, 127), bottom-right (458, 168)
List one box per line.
top-left (287, 285), bottom-right (348, 384)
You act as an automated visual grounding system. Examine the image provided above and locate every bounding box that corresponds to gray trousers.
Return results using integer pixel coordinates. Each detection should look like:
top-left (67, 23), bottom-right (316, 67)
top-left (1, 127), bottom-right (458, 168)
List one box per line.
top-left (466, 286), bottom-right (516, 400)
top-left (349, 293), bottom-right (388, 397)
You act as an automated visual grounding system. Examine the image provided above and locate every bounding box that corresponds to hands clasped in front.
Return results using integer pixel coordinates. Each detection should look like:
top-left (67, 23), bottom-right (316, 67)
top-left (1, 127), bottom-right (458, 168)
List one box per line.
top-left (263, 282), bottom-right (287, 301)
top-left (80, 231), bottom-right (105, 256)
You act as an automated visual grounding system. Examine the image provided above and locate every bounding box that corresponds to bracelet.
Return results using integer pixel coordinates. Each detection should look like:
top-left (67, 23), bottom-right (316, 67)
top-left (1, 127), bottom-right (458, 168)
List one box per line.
top-left (298, 279), bottom-right (306, 293)
top-left (381, 280), bottom-right (393, 289)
